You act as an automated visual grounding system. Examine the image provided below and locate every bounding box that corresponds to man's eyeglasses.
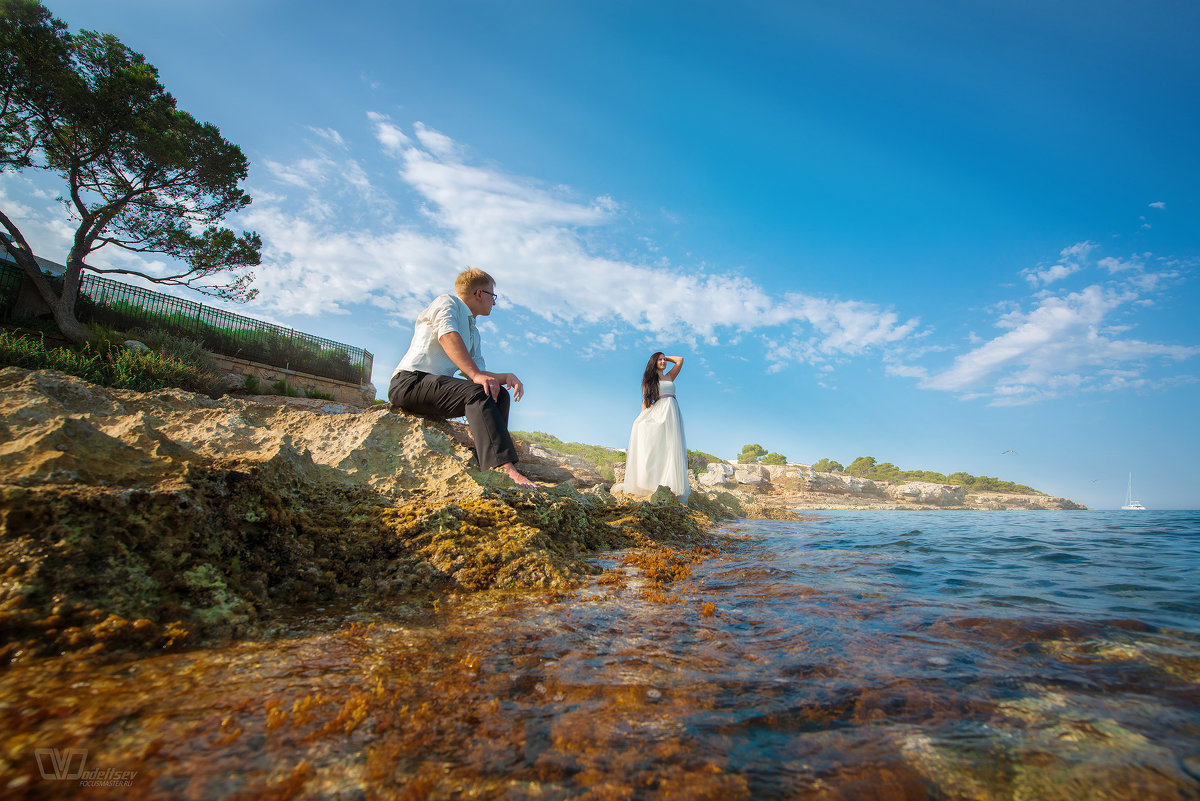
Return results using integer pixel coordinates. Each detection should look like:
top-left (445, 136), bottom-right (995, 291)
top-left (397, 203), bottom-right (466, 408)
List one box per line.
top-left (480, 289), bottom-right (500, 303)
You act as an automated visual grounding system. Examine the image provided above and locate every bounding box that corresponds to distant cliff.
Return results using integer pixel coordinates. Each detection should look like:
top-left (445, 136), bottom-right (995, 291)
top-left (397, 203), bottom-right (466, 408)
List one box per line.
top-left (687, 462), bottom-right (1086, 510)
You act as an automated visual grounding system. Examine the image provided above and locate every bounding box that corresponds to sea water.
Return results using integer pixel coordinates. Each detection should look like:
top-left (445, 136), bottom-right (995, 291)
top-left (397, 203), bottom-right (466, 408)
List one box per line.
top-left (2, 510), bottom-right (1198, 799)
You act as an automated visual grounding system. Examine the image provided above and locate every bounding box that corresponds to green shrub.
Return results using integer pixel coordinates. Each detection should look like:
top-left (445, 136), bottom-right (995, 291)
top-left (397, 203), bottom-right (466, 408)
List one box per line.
top-left (242, 374), bottom-right (260, 394)
top-left (82, 295), bottom-right (363, 383)
top-left (762, 452), bottom-right (787, 465)
top-left (270, 378), bottom-right (299, 397)
top-left (0, 329), bottom-right (222, 396)
top-left (304, 387), bottom-right (336, 401)
top-left (737, 443), bottom-right (767, 464)
top-left (831, 454), bottom-right (1040, 494)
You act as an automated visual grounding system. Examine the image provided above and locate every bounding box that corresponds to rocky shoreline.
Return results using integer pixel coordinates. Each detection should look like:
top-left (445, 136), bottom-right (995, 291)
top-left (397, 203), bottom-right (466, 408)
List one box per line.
top-left (0, 367), bottom-right (1084, 663)
top-left (0, 368), bottom-right (753, 662)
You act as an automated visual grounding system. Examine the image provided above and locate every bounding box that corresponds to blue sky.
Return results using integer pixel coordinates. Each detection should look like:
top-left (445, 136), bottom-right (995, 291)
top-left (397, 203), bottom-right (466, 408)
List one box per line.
top-left (6, 0), bottom-right (1199, 508)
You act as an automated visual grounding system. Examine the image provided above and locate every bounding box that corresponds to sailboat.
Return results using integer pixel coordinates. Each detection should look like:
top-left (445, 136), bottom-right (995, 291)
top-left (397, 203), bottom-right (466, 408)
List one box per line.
top-left (1121, 473), bottom-right (1147, 510)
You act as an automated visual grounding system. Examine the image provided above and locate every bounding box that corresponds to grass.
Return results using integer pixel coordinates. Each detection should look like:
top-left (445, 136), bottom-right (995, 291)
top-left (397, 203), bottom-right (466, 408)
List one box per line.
top-left (0, 328), bottom-right (224, 396)
top-left (2, 321), bottom-right (349, 402)
top-left (86, 297), bottom-right (362, 384)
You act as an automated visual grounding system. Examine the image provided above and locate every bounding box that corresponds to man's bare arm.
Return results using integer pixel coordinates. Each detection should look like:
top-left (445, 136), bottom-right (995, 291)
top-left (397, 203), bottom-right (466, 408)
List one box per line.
top-left (438, 332), bottom-right (525, 402)
top-left (439, 331), bottom-right (500, 400)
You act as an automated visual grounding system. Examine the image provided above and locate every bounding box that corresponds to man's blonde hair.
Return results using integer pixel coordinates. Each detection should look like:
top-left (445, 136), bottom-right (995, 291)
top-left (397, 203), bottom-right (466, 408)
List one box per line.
top-left (455, 268), bottom-right (494, 298)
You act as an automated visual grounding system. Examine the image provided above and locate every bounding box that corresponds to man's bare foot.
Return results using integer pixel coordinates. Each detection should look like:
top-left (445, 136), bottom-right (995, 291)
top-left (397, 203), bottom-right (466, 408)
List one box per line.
top-left (500, 463), bottom-right (538, 489)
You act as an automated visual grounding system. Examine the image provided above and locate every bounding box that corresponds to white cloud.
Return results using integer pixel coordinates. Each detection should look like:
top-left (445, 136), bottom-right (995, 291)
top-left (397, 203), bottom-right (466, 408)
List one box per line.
top-left (241, 117), bottom-right (919, 366)
top-left (1099, 255), bottom-right (1140, 274)
top-left (307, 127), bottom-right (346, 149)
top-left (412, 123), bottom-right (461, 160)
top-left (367, 112), bottom-right (411, 155)
top-left (1024, 262), bottom-right (1081, 286)
top-left (1021, 240), bottom-right (1096, 286)
top-left (1149, 201), bottom-right (1166, 210)
top-left (918, 281), bottom-right (1199, 405)
top-left (262, 156), bottom-right (337, 190)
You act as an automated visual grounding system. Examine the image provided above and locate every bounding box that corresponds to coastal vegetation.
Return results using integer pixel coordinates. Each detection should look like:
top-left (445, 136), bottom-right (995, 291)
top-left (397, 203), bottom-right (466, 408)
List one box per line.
top-left (817, 454), bottom-right (1039, 494)
top-left (737, 442), bottom-right (787, 464)
top-left (687, 449), bottom-right (724, 472)
top-left (513, 430), bottom-right (627, 480)
top-left (0, 326), bottom-right (336, 401)
top-left (0, 326), bottom-right (223, 395)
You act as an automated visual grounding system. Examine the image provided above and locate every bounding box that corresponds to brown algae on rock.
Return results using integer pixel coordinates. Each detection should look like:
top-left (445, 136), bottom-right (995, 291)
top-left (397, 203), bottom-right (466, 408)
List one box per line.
top-left (0, 367), bottom-right (744, 660)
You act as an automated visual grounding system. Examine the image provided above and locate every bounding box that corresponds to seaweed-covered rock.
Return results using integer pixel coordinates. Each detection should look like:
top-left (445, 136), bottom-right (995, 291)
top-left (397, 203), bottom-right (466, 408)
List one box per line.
top-left (0, 368), bottom-right (743, 659)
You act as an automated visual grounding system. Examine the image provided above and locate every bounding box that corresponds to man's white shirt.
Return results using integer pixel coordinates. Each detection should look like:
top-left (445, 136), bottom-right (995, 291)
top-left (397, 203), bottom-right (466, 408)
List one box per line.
top-left (392, 293), bottom-right (485, 379)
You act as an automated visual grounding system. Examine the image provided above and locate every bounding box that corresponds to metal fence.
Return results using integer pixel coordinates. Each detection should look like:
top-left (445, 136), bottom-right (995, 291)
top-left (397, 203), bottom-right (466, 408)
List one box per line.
top-left (0, 259), bottom-right (373, 385)
top-left (0, 258), bottom-right (20, 318)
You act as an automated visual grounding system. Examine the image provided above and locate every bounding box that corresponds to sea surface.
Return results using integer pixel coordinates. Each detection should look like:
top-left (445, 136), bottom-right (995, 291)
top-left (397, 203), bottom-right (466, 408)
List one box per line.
top-left (3, 510), bottom-right (1199, 799)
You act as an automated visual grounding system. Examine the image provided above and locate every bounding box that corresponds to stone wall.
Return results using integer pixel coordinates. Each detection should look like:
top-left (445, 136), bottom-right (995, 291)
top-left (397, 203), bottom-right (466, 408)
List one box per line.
top-left (210, 353), bottom-right (376, 407)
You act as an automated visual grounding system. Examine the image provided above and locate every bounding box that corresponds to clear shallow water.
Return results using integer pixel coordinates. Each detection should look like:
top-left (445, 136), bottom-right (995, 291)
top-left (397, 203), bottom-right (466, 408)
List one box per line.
top-left (2, 510), bottom-right (1199, 799)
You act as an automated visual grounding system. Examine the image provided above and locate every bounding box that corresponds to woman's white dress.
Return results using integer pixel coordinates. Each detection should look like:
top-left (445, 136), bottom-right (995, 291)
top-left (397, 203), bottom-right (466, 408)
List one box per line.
top-left (623, 378), bottom-right (690, 502)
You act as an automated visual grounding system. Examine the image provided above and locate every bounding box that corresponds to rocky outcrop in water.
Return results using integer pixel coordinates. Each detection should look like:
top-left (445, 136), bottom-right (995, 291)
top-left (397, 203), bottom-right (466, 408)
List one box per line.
top-left (696, 460), bottom-right (1085, 511)
top-left (0, 368), bottom-right (747, 661)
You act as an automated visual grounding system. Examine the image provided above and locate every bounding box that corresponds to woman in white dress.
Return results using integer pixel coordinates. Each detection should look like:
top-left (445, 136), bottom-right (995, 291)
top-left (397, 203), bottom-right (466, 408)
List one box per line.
top-left (622, 352), bottom-right (690, 502)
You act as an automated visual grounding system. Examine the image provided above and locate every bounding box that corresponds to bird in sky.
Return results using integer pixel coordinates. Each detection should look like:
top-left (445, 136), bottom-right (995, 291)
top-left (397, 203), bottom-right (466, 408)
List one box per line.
top-left (1001, 449), bottom-right (1017, 455)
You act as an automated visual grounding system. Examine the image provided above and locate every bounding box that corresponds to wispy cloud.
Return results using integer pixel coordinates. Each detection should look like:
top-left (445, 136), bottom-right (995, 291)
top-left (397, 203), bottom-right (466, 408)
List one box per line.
top-left (914, 251), bottom-right (1198, 405)
top-left (1021, 241), bottom-right (1096, 286)
top-left (244, 115), bottom-right (918, 365)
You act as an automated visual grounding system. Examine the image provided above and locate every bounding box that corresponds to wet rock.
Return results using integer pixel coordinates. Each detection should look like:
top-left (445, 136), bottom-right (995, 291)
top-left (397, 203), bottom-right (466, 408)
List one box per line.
top-left (0, 368), bottom-right (743, 657)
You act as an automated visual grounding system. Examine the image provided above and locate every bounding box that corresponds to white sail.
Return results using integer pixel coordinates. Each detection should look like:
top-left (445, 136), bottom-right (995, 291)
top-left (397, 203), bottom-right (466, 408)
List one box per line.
top-left (1121, 472), bottom-right (1147, 510)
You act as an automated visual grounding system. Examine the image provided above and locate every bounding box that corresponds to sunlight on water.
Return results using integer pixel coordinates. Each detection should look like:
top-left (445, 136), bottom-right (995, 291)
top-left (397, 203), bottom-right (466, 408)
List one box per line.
top-left (2, 511), bottom-right (1198, 799)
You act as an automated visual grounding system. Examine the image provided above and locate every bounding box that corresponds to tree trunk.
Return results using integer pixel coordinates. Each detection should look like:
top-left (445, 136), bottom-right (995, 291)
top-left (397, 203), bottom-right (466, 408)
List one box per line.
top-left (9, 246), bottom-right (90, 343)
top-left (53, 256), bottom-right (90, 343)
top-left (48, 295), bottom-right (90, 342)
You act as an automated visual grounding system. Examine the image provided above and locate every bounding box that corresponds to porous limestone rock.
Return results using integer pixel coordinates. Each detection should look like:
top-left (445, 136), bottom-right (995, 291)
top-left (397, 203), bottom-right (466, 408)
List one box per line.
top-left (359, 381), bottom-right (377, 406)
top-left (967, 491), bottom-right (1086, 511)
top-left (0, 367), bottom-right (744, 659)
top-left (733, 463), bottom-right (771, 486)
top-left (804, 471), bottom-right (886, 498)
top-left (699, 463), bottom-right (735, 488)
top-left (887, 482), bottom-right (967, 507)
top-left (763, 464), bottom-right (806, 482)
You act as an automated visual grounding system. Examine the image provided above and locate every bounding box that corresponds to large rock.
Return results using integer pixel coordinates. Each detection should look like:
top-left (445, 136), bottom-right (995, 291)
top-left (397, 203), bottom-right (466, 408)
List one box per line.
top-left (699, 463), bottom-right (735, 488)
top-left (804, 471), bottom-right (886, 498)
top-left (763, 464), bottom-right (806, 482)
top-left (887, 482), bottom-right (967, 507)
top-left (733, 463), bottom-right (771, 486)
top-left (512, 441), bottom-right (607, 488)
top-left (0, 367), bottom-right (746, 659)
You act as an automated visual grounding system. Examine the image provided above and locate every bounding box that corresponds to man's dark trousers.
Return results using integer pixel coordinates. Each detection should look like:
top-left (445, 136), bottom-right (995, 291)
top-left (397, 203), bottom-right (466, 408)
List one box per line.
top-left (389, 370), bottom-right (519, 470)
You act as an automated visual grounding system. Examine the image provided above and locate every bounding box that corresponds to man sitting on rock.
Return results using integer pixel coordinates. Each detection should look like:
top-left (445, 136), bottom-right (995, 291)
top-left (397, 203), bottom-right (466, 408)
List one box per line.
top-left (388, 268), bottom-right (537, 489)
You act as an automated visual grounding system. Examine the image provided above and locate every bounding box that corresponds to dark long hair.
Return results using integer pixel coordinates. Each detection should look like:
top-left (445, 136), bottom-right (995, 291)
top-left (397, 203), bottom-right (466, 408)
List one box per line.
top-left (642, 351), bottom-right (664, 407)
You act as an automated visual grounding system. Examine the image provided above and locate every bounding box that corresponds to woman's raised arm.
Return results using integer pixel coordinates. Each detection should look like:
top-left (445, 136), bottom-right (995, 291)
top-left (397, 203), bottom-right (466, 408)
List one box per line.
top-left (663, 355), bottom-right (684, 381)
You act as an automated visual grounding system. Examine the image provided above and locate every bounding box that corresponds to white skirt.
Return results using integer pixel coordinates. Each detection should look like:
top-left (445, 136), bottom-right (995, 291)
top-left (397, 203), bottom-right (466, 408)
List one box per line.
top-left (622, 396), bottom-right (689, 502)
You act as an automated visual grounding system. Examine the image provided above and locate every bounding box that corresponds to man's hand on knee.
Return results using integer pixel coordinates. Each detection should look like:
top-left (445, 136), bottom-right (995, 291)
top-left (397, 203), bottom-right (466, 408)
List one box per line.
top-left (472, 372), bottom-right (500, 401)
